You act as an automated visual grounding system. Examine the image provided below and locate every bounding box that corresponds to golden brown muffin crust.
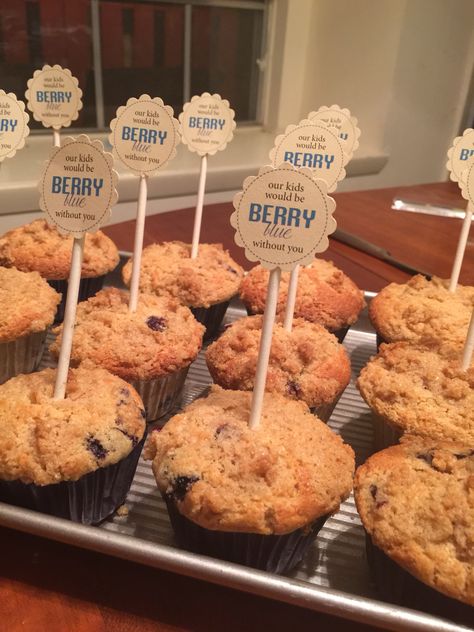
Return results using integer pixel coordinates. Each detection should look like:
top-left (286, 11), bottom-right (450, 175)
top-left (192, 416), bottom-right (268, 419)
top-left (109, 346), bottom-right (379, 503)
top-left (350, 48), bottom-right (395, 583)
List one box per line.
top-left (0, 266), bottom-right (60, 341)
top-left (145, 385), bottom-right (355, 534)
top-left (357, 342), bottom-right (474, 444)
top-left (369, 275), bottom-right (474, 348)
top-left (206, 315), bottom-right (350, 408)
top-left (0, 366), bottom-right (146, 485)
top-left (122, 241), bottom-right (244, 308)
top-left (354, 438), bottom-right (474, 606)
top-left (239, 261), bottom-right (364, 331)
top-left (50, 287), bottom-right (204, 380)
top-left (0, 219), bottom-right (119, 279)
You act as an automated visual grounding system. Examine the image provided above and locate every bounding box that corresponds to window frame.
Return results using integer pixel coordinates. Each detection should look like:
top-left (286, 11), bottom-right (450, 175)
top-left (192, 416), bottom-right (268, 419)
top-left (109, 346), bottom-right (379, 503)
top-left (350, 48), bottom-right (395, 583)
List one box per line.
top-left (24, 0), bottom-right (270, 134)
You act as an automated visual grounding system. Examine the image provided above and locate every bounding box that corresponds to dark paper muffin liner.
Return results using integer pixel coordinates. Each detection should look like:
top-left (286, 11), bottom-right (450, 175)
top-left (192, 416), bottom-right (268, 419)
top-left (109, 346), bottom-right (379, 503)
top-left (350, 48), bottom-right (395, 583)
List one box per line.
top-left (163, 495), bottom-right (329, 574)
top-left (0, 329), bottom-right (48, 385)
top-left (366, 534), bottom-right (473, 625)
top-left (332, 326), bottom-right (350, 343)
top-left (311, 391), bottom-right (344, 423)
top-left (372, 412), bottom-right (402, 450)
top-left (48, 275), bottom-right (106, 324)
top-left (0, 438), bottom-right (144, 525)
top-left (130, 366), bottom-right (189, 422)
top-left (244, 307), bottom-right (350, 343)
top-left (191, 301), bottom-right (230, 341)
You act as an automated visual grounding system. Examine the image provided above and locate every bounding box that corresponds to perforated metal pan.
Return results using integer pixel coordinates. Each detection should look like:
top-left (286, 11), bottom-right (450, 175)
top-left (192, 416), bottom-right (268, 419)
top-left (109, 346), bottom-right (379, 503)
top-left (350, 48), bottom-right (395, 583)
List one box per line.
top-left (0, 257), bottom-right (471, 632)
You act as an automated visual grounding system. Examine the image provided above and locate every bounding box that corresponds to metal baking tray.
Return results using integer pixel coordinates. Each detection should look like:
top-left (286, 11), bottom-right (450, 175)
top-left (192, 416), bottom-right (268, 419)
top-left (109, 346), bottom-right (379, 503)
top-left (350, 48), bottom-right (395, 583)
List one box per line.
top-left (0, 265), bottom-right (471, 632)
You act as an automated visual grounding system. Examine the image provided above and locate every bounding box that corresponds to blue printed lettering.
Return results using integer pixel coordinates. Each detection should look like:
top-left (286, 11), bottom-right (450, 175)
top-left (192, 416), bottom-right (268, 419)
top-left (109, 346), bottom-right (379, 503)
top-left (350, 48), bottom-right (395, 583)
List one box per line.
top-left (302, 209), bottom-right (316, 228)
top-left (249, 203), bottom-right (262, 222)
top-left (283, 151), bottom-right (335, 169)
top-left (157, 130), bottom-right (167, 145)
top-left (36, 91), bottom-right (72, 103)
top-left (122, 126), bottom-right (163, 144)
top-left (287, 207), bottom-right (300, 227)
top-left (460, 148), bottom-right (474, 161)
top-left (188, 116), bottom-right (225, 131)
top-left (247, 203), bottom-right (316, 228)
top-left (51, 176), bottom-right (62, 194)
top-left (51, 176), bottom-right (104, 197)
top-left (0, 119), bottom-right (17, 132)
top-left (324, 154), bottom-right (335, 169)
top-left (274, 206), bottom-right (287, 225)
top-left (262, 205), bottom-right (272, 224)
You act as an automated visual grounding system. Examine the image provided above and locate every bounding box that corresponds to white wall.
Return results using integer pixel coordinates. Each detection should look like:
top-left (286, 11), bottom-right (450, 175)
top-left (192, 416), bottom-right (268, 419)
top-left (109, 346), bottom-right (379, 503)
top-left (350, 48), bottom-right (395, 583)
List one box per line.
top-left (2, 0), bottom-right (474, 229)
top-left (271, 0), bottom-right (474, 191)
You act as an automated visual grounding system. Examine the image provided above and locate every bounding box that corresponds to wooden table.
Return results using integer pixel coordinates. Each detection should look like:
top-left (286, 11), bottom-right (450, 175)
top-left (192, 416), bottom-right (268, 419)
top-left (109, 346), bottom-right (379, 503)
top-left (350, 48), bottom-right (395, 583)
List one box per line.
top-left (104, 180), bottom-right (474, 288)
top-left (0, 182), bottom-right (472, 632)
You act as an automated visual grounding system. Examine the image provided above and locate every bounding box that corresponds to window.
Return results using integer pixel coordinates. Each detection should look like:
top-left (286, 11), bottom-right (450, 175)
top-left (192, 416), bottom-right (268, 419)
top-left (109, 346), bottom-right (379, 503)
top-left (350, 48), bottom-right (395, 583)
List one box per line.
top-left (0, 0), bottom-right (267, 131)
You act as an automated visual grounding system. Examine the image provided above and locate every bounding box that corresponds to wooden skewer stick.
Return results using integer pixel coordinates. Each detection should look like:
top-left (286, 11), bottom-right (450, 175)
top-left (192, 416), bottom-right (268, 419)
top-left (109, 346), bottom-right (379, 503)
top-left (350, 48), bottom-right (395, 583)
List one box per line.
top-left (284, 265), bottom-right (299, 332)
top-left (53, 235), bottom-right (85, 399)
top-left (449, 201), bottom-right (473, 292)
top-left (191, 154), bottom-right (208, 259)
top-left (462, 308), bottom-right (474, 370)
top-left (129, 174), bottom-right (148, 312)
top-left (249, 268), bottom-right (281, 429)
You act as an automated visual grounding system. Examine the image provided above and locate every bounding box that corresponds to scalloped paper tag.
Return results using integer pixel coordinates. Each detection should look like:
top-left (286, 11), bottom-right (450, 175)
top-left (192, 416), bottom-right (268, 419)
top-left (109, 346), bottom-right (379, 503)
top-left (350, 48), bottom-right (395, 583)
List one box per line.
top-left (446, 128), bottom-right (474, 185)
top-left (308, 105), bottom-right (360, 156)
top-left (39, 135), bottom-right (118, 238)
top-left (25, 65), bottom-right (82, 130)
top-left (109, 95), bottom-right (180, 176)
top-left (269, 121), bottom-right (347, 192)
top-left (179, 92), bottom-right (235, 156)
top-left (0, 91), bottom-right (30, 162)
top-left (231, 163), bottom-right (336, 271)
top-left (460, 162), bottom-right (474, 206)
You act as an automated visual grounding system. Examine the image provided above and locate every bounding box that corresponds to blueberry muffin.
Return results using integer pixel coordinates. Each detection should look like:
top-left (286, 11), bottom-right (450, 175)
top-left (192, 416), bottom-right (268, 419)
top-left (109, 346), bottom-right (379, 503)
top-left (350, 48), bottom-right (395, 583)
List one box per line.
top-left (357, 342), bottom-right (474, 447)
top-left (145, 385), bottom-right (355, 572)
top-left (369, 275), bottom-right (474, 349)
top-left (206, 315), bottom-right (350, 421)
top-left (354, 437), bottom-right (474, 615)
top-left (122, 241), bottom-right (244, 339)
top-left (239, 260), bottom-right (364, 341)
top-left (0, 219), bottom-right (120, 322)
top-left (50, 287), bottom-right (205, 420)
top-left (0, 266), bottom-right (60, 384)
top-left (0, 365), bottom-right (146, 523)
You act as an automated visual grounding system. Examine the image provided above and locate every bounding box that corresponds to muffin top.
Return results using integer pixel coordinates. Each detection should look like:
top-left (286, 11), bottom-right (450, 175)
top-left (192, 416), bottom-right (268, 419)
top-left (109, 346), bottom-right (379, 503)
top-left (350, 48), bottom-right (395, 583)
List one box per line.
top-left (369, 275), bottom-right (474, 348)
top-left (239, 260), bottom-right (365, 331)
top-left (50, 287), bottom-right (205, 381)
top-left (354, 437), bottom-right (474, 606)
top-left (357, 342), bottom-right (474, 444)
top-left (0, 366), bottom-right (146, 485)
top-left (206, 315), bottom-right (351, 408)
top-left (122, 241), bottom-right (244, 308)
top-left (0, 266), bottom-right (60, 341)
top-left (145, 385), bottom-right (355, 534)
top-left (0, 219), bottom-right (119, 279)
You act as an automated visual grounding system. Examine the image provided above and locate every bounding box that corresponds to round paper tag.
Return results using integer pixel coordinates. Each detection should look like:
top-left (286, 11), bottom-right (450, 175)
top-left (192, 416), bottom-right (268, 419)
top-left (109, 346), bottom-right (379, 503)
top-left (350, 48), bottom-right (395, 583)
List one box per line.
top-left (25, 65), bottom-right (82, 130)
top-left (179, 93), bottom-right (235, 156)
top-left (446, 128), bottom-right (474, 184)
top-left (231, 163), bottom-right (336, 271)
top-left (269, 122), bottom-right (347, 192)
top-left (460, 162), bottom-right (474, 205)
top-left (109, 95), bottom-right (180, 176)
top-left (39, 135), bottom-right (118, 238)
top-left (0, 91), bottom-right (30, 162)
top-left (308, 105), bottom-right (360, 156)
